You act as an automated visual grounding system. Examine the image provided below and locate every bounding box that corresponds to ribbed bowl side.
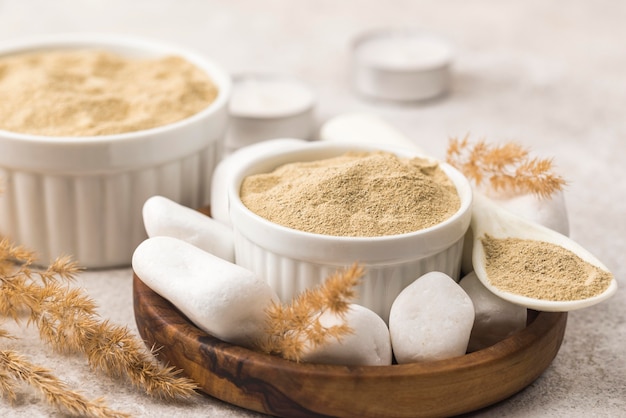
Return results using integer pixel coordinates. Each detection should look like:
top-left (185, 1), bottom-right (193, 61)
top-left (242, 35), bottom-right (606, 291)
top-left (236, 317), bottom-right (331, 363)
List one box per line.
top-left (0, 142), bottom-right (221, 268)
top-left (233, 229), bottom-right (465, 323)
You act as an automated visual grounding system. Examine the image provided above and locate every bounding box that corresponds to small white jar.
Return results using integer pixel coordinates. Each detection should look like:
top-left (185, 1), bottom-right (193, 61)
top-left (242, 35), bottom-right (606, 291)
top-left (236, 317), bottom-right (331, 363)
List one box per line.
top-left (0, 34), bottom-right (231, 268)
top-left (225, 74), bottom-right (316, 153)
top-left (352, 29), bottom-right (453, 101)
top-left (228, 142), bottom-right (472, 323)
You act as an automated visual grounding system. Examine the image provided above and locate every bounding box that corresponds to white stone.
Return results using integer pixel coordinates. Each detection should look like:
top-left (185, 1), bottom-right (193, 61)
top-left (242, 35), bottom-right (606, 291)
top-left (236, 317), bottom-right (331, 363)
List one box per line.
top-left (318, 112), bottom-right (426, 155)
top-left (142, 195), bottom-right (235, 262)
top-left (492, 190), bottom-right (569, 236)
top-left (132, 236), bottom-right (278, 349)
top-left (462, 190), bottom-right (570, 274)
top-left (300, 304), bottom-right (392, 366)
top-left (459, 271), bottom-right (527, 352)
top-left (389, 271), bottom-right (475, 363)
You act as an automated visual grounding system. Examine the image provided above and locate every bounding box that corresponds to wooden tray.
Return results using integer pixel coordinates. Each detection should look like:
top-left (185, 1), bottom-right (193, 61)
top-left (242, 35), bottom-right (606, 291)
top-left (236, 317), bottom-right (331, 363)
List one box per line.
top-left (133, 273), bottom-right (567, 418)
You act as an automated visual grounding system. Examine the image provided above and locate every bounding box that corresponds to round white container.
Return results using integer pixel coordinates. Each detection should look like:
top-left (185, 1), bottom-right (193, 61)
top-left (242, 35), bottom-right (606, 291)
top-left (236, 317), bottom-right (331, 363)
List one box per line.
top-left (225, 74), bottom-right (315, 153)
top-left (352, 29), bottom-right (453, 101)
top-left (228, 142), bottom-right (473, 323)
top-left (0, 34), bottom-right (231, 268)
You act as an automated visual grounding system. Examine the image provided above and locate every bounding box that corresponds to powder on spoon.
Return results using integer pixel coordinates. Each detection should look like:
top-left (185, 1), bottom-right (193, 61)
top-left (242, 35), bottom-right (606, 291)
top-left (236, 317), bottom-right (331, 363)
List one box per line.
top-left (240, 151), bottom-right (460, 237)
top-left (481, 234), bottom-right (613, 301)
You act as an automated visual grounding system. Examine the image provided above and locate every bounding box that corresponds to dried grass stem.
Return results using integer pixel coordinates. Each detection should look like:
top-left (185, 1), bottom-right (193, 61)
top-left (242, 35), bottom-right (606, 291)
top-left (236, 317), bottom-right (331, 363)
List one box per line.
top-left (446, 135), bottom-right (566, 198)
top-left (0, 237), bottom-right (197, 416)
top-left (260, 263), bottom-right (364, 362)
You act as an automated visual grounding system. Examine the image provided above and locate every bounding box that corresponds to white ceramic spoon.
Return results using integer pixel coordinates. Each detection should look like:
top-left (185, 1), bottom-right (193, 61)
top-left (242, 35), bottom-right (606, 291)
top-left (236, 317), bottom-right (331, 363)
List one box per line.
top-left (471, 192), bottom-right (617, 312)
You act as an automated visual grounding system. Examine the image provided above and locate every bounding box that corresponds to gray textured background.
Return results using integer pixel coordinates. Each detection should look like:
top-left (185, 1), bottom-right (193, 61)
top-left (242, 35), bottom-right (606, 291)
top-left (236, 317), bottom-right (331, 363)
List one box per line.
top-left (1, 1), bottom-right (624, 416)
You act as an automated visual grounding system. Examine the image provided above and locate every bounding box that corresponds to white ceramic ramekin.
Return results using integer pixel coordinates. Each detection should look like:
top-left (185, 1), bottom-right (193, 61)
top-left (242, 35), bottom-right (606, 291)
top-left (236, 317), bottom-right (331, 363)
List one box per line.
top-left (228, 142), bottom-right (473, 322)
top-left (0, 34), bottom-right (230, 268)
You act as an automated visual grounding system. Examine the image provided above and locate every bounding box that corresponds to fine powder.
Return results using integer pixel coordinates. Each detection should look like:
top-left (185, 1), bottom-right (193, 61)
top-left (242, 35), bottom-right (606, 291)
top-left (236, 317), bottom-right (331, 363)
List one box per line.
top-left (481, 234), bottom-right (613, 301)
top-left (240, 151), bottom-right (461, 237)
top-left (0, 50), bottom-right (218, 136)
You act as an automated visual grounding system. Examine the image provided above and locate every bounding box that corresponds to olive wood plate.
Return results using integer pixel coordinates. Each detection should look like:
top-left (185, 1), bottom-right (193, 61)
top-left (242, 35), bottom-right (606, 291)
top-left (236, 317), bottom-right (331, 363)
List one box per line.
top-left (133, 273), bottom-right (567, 418)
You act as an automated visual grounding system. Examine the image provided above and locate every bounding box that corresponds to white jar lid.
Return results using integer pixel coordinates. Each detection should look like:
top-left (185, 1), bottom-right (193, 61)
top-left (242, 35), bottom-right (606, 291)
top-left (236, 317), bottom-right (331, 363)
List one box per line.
top-left (225, 74), bottom-right (316, 153)
top-left (229, 74), bottom-right (315, 118)
top-left (352, 29), bottom-right (454, 101)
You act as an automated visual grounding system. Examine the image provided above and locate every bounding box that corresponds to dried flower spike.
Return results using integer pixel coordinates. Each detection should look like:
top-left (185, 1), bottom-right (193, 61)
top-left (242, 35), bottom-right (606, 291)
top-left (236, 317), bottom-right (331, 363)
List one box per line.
top-left (1, 234), bottom-right (197, 417)
top-left (0, 349), bottom-right (129, 418)
top-left (260, 263), bottom-right (364, 362)
top-left (446, 135), bottom-right (566, 198)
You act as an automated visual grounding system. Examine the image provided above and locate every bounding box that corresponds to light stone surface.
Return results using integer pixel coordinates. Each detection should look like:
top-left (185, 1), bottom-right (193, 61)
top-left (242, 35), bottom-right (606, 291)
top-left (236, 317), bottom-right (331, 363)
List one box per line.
top-left (132, 236), bottom-right (277, 349)
top-left (1, 0), bottom-right (625, 416)
top-left (390, 272), bottom-right (475, 363)
top-left (490, 191), bottom-right (570, 237)
top-left (300, 304), bottom-right (393, 366)
top-left (460, 271), bottom-right (527, 352)
top-left (143, 195), bottom-right (235, 262)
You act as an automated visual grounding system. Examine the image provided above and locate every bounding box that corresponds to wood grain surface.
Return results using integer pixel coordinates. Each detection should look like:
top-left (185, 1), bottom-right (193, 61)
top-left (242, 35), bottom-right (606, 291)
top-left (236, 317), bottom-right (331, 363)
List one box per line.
top-left (133, 274), bottom-right (567, 418)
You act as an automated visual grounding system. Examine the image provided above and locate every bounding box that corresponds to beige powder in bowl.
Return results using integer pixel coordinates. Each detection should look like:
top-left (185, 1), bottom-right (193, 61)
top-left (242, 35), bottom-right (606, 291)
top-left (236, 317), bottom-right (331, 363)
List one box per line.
top-left (240, 151), bottom-right (461, 237)
top-left (0, 50), bottom-right (218, 136)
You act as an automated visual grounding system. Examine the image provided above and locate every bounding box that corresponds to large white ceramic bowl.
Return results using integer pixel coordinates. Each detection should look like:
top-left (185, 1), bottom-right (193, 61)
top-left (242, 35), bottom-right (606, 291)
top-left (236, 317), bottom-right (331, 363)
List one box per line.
top-left (228, 142), bottom-right (473, 322)
top-left (0, 34), bottom-right (230, 268)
